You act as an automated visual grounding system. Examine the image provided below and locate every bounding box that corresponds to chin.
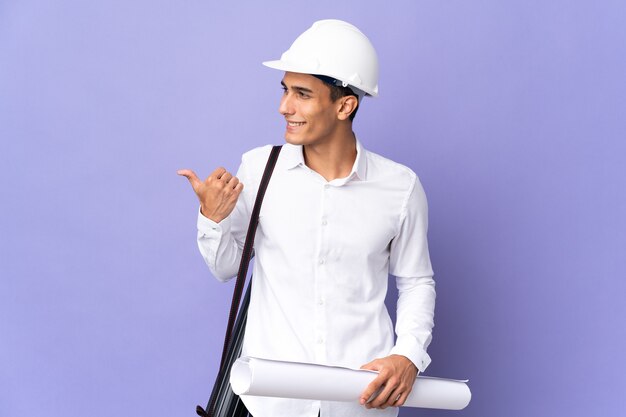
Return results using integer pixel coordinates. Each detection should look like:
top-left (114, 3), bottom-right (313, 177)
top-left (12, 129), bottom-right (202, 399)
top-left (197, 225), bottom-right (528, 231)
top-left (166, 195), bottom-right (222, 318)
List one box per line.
top-left (284, 134), bottom-right (308, 146)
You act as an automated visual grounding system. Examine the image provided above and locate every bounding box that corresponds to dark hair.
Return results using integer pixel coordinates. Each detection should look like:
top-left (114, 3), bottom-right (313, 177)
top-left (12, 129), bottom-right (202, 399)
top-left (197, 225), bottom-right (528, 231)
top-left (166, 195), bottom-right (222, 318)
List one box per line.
top-left (327, 84), bottom-right (359, 121)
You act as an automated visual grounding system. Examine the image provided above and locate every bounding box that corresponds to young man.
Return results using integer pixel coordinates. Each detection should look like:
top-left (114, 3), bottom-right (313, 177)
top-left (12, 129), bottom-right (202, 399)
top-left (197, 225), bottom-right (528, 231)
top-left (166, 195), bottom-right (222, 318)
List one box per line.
top-left (178, 20), bottom-right (436, 417)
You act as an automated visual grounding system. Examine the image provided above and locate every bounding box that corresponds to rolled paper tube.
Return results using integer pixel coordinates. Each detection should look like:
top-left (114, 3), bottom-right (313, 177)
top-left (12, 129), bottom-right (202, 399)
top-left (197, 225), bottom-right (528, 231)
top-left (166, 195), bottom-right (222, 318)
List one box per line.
top-left (230, 356), bottom-right (471, 410)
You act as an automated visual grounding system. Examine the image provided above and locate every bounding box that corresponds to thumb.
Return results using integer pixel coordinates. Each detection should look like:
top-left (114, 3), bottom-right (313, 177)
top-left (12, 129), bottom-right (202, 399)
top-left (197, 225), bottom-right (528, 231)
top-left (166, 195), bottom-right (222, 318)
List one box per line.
top-left (177, 169), bottom-right (202, 191)
top-left (360, 359), bottom-right (379, 371)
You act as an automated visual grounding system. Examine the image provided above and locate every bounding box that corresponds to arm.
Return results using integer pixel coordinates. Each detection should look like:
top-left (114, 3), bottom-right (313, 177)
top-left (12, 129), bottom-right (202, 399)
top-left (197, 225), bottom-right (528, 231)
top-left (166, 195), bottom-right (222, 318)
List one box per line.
top-left (178, 158), bottom-right (253, 282)
top-left (360, 176), bottom-right (436, 409)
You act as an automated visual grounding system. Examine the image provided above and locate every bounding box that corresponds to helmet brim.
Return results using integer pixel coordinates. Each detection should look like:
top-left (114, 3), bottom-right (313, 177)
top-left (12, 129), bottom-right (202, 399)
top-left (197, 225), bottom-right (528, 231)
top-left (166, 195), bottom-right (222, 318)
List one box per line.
top-left (262, 60), bottom-right (378, 98)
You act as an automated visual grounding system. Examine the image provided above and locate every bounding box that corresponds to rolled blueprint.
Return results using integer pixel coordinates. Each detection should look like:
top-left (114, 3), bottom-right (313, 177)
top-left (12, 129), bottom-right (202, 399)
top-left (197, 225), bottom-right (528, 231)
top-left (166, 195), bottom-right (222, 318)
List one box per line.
top-left (230, 356), bottom-right (471, 410)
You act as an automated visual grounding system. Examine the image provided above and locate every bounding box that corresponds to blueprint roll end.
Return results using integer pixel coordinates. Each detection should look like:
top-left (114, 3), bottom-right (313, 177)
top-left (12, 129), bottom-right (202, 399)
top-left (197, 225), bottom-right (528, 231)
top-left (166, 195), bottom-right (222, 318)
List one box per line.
top-left (230, 358), bottom-right (252, 395)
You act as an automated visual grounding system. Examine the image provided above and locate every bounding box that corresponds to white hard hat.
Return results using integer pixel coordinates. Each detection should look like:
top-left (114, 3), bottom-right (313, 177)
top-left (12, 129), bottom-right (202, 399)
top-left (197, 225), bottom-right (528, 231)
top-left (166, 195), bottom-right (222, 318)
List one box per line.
top-left (263, 19), bottom-right (379, 98)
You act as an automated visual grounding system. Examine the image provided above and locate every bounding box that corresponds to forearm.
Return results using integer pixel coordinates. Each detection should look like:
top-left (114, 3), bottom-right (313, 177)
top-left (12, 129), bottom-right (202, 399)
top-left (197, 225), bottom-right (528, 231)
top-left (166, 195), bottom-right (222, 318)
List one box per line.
top-left (197, 209), bottom-right (244, 282)
top-left (390, 274), bottom-right (436, 372)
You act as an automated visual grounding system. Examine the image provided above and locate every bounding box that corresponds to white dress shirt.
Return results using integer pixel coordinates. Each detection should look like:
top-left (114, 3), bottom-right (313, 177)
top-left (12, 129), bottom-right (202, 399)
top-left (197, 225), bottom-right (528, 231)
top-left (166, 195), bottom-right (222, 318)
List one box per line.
top-left (197, 140), bottom-right (436, 417)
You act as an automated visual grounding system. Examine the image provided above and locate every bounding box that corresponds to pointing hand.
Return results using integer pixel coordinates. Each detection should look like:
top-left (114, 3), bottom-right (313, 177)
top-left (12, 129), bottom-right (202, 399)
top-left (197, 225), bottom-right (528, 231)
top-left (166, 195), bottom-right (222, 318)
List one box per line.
top-left (177, 167), bottom-right (244, 223)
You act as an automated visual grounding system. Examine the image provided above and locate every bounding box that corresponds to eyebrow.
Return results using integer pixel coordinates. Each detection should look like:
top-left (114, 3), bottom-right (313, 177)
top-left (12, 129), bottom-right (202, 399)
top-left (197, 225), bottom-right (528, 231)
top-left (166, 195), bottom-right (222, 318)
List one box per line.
top-left (281, 81), bottom-right (314, 94)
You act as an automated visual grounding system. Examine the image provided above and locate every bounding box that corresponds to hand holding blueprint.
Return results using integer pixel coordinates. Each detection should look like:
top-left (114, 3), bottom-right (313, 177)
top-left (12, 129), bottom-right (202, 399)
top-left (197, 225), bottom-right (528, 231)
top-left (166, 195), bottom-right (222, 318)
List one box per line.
top-left (230, 356), bottom-right (471, 410)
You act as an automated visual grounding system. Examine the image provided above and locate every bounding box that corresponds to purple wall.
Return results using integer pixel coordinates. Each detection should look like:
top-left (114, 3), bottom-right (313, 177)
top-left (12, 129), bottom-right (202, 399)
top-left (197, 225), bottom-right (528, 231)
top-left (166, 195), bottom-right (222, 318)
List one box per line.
top-left (1, 1), bottom-right (625, 416)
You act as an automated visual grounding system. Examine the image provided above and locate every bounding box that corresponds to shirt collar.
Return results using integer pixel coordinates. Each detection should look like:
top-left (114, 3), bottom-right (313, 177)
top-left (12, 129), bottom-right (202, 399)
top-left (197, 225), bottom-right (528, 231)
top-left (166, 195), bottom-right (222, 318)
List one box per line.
top-left (281, 139), bottom-right (368, 182)
top-left (353, 139), bottom-right (367, 181)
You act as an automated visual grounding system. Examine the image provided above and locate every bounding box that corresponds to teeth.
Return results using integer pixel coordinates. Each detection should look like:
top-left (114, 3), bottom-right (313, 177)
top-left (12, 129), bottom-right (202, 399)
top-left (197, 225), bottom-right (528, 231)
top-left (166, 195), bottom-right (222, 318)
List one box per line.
top-left (288, 121), bottom-right (305, 126)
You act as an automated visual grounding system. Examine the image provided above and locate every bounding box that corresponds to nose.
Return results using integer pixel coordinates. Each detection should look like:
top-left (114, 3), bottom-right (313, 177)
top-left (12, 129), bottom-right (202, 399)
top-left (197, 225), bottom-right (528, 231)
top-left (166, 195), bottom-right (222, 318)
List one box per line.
top-left (279, 91), bottom-right (294, 116)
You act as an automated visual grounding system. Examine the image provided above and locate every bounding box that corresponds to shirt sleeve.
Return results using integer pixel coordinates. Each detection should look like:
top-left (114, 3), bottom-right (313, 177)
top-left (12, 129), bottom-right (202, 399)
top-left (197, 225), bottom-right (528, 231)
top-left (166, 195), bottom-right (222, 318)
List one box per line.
top-left (196, 155), bottom-right (255, 282)
top-left (388, 176), bottom-right (436, 372)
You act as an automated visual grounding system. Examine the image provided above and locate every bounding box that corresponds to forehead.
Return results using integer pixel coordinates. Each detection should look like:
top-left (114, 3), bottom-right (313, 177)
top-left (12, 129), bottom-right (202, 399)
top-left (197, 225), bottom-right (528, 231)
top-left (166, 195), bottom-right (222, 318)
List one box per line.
top-left (281, 72), bottom-right (328, 91)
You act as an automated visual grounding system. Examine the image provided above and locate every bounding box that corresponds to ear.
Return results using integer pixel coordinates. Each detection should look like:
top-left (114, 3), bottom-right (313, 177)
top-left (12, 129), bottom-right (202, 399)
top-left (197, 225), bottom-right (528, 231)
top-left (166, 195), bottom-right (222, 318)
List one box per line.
top-left (337, 96), bottom-right (358, 121)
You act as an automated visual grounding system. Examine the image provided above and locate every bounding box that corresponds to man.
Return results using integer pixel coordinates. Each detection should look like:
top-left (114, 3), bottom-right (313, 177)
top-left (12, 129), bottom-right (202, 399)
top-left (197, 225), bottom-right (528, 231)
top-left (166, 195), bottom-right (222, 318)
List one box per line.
top-left (178, 19), bottom-right (435, 417)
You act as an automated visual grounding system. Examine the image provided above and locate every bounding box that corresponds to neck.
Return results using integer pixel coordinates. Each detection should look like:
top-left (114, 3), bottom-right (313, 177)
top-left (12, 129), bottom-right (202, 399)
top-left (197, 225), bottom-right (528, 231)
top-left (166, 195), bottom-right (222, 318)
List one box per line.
top-left (303, 129), bottom-right (357, 182)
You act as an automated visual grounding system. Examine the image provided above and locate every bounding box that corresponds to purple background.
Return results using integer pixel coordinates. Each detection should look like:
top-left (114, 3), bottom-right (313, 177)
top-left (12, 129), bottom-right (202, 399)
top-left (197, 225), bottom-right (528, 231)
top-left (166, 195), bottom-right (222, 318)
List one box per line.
top-left (1, 1), bottom-right (625, 416)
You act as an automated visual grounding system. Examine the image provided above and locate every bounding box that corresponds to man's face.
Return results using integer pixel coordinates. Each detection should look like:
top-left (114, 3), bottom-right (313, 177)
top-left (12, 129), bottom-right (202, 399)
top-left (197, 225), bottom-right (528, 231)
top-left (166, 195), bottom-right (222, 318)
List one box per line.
top-left (279, 72), bottom-right (341, 146)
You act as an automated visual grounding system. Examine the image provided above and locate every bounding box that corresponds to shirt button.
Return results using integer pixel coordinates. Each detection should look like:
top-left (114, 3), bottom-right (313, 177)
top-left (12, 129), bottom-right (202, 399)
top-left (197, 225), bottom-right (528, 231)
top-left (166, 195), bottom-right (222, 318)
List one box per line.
top-left (318, 259), bottom-right (325, 265)
top-left (318, 299), bottom-right (325, 305)
top-left (322, 220), bottom-right (328, 226)
top-left (317, 338), bottom-right (324, 344)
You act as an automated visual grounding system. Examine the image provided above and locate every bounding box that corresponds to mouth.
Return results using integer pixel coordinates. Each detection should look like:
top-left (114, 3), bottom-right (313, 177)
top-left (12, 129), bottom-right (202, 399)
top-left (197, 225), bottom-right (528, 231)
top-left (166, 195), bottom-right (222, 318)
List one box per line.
top-left (287, 121), bottom-right (306, 127)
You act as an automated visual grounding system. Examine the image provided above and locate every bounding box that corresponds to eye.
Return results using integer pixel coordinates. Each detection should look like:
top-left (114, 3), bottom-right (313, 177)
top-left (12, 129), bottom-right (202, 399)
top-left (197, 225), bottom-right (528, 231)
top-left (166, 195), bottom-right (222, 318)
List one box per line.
top-left (298, 91), bottom-right (310, 99)
top-left (281, 86), bottom-right (288, 94)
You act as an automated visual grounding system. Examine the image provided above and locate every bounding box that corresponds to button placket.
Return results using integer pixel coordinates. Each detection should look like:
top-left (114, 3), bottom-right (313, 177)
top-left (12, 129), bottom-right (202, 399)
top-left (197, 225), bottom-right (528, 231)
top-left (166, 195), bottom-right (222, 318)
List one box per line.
top-left (314, 182), bottom-right (330, 363)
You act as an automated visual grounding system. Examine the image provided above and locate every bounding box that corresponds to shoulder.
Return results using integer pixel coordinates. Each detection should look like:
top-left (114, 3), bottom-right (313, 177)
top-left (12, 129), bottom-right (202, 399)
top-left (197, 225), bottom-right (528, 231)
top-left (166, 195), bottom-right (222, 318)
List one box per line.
top-left (238, 144), bottom-right (277, 176)
top-left (234, 145), bottom-right (277, 199)
top-left (364, 148), bottom-right (419, 189)
top-left (363, 148), bottom-right (428, 211)
top-left (241, 144), bottom-right (275, 165)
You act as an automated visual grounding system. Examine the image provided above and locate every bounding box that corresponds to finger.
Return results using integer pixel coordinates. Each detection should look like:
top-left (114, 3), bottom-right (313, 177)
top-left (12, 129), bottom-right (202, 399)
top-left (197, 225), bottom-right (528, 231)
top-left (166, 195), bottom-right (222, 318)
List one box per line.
top-left (370, 378), bottom-right (398, 409)
top-left (360, 374), bottom-right (385, 406)
top-left (227, 176), bottom-right (240, 189)
top-left (220, 172), bottom-right (233, 183)
top-left (382, 386), bottom-right (403, 409)
top-left (227, 184), bottom-right (243, 203)
top-left (210, 167), bottom-right (227, 179)
top-left (359, 359), bottom-right (382, 406)
top-left (395, 389), bottom-right (410, 407)
top-left (177, 169), bottom-right (202, 190)
top-left (225, 182), bottom-right (243, 205)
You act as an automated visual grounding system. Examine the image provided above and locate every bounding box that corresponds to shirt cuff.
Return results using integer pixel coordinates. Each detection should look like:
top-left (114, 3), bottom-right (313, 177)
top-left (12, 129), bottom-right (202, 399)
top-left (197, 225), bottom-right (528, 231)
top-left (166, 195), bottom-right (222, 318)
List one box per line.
top-left (389, 336), bottom-right (432, 373)
top-left (197, 206), bottom-right (232, 236)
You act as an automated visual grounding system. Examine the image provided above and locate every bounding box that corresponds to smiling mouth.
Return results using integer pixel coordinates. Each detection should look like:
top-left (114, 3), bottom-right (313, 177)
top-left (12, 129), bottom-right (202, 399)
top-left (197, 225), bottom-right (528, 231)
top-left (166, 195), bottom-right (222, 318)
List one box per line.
top-left (287, 121), bottom-right (306, 127)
